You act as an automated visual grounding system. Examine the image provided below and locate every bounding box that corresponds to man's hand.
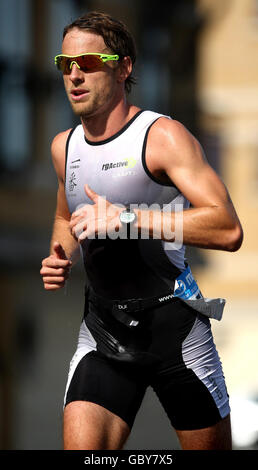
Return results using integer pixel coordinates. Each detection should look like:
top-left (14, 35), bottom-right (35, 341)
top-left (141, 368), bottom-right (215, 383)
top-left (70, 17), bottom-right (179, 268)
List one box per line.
top-left (40, 242), bottom-right (72, 290)
top-left (69, 184), bottom-right (123, 242)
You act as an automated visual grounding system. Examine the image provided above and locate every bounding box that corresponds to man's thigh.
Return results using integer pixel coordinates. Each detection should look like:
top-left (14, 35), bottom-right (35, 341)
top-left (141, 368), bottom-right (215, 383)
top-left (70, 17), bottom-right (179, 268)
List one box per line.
top-left (176, 414), bottom-right (232, 450)
top-left (63, 400), bottom-right (131, 450)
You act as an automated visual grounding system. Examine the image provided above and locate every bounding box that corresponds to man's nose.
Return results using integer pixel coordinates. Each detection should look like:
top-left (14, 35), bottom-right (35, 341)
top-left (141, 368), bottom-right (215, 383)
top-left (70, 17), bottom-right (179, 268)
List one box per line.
top-left (69, 62), bottom-right (84, 81)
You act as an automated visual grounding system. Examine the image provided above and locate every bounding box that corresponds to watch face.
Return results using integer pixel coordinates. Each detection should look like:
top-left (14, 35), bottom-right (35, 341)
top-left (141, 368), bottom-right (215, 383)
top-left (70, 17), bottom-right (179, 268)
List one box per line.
top-left (120, 210), bottom-right (136, 224)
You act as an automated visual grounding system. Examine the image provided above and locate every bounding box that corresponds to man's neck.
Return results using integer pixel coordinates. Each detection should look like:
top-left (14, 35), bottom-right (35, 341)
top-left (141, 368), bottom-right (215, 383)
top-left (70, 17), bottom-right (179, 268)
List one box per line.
top-left (80, 100), bottom-right (140, 143)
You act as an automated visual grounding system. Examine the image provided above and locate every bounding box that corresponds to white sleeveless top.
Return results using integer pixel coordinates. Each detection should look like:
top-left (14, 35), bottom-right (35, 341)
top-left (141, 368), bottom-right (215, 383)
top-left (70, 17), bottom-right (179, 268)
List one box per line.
top-left (65, 110), bottom-right (190, 300)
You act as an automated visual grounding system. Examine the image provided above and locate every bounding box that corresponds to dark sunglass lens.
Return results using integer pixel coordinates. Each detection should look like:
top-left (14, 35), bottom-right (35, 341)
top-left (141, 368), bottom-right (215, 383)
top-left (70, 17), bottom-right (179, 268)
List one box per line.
top-left (78, 55), bottom-right (103, 71)
top-left (62, 57), bottom-right (72, 74)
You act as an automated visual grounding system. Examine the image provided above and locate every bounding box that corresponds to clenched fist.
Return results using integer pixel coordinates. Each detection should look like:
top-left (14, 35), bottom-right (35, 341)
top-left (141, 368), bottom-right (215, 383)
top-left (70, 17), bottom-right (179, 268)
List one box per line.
top-left (40, 242), bottom-right (72, 290)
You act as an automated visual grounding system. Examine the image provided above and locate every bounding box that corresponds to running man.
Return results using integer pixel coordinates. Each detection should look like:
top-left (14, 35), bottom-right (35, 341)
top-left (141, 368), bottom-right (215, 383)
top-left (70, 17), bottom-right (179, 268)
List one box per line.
top-left (40, 11), bottom-right (243, 450)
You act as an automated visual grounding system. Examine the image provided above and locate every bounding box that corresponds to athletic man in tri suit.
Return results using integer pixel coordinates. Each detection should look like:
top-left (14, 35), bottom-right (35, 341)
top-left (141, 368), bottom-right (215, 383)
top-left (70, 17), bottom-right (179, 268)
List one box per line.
top-left (40, 11), bottom-right (243, 450)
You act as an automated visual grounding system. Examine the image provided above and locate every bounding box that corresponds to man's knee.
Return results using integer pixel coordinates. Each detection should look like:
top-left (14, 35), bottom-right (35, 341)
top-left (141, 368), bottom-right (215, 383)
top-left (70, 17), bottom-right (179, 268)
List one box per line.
top-left (63, 400), bottom-right (130, 450)
top-left (175, 414), bottom-right (232, 450)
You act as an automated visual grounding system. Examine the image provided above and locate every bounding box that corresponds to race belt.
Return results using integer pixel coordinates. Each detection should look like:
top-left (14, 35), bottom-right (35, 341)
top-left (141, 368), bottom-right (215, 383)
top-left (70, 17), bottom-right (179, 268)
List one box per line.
top-left (86, 265), bottom-right (225, 328)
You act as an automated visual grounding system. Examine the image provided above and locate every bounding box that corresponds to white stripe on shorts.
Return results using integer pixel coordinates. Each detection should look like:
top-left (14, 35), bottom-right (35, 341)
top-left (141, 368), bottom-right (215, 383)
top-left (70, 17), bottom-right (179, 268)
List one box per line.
top-left (63, 320), bottom-right (96, 407)
top-left (182, 315), bottom-right (230, 419)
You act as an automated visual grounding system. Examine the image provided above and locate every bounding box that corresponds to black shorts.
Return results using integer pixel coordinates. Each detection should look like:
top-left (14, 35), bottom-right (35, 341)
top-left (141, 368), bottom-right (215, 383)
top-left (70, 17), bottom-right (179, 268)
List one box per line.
top-left (64, 297), bottom-right (230, 430)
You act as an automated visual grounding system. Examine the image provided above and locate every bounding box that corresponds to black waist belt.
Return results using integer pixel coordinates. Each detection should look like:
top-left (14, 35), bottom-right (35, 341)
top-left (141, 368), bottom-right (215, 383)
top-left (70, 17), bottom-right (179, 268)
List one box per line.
top-left (86, 287), bottom-right (175, 328)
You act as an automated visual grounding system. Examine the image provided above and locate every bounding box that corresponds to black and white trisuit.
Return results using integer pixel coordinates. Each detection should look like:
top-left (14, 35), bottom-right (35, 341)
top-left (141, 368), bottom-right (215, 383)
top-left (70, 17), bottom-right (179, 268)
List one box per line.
top-left (63, 110), bottom-right (230, 430)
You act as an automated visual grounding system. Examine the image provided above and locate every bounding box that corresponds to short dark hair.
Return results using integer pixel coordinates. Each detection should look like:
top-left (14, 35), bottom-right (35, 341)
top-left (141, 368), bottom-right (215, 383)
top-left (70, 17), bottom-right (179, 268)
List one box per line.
top-left (63, 11), bottom-right (137, 93)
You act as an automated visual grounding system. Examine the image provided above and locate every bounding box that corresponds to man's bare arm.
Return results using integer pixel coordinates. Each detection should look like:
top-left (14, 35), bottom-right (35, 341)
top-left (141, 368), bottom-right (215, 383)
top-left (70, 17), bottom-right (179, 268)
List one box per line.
top-left (137, 118), bottom-right (243, 251)
top-left (49, 130), bottom-right (80, 261)
top-left (50, 182), bottom-right (80, 262)
top-left (40, 130), bottom-right (80, 290)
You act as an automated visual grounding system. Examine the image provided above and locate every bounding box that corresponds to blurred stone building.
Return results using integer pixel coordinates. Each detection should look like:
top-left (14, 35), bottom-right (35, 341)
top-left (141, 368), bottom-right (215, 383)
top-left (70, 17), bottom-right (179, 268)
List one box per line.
top-left (196, 0), bottom-right (258, 297)
top-left (0, 0), bottom-right (257, 450)
top-left (195, 1), bottom-right (258, 445)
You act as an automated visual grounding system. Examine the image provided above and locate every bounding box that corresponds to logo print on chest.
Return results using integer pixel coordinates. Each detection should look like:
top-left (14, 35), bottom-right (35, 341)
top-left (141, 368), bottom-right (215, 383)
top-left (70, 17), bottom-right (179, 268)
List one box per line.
top-left (69, 172), bottom-right (77, 191)
top-left (101, 157), bottom-right (137, 171)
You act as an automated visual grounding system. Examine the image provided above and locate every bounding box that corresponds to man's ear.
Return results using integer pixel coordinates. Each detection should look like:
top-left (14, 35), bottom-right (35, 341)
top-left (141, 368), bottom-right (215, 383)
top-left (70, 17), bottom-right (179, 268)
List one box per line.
top-left (116, 56), bottom-right (133, 85)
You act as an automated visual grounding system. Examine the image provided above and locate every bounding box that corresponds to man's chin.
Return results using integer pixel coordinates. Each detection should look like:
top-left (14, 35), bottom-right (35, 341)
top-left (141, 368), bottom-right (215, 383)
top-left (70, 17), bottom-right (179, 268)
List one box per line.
top-left (70, 102), bottom-right (95, 117)
top-left (70, 103), bottom-right (86, 115)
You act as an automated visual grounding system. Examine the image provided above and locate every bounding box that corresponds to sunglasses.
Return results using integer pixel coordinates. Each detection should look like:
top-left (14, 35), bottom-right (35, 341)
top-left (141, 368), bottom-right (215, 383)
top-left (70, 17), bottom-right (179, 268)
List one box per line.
top-left (54, 53), bottom-right (119, 74)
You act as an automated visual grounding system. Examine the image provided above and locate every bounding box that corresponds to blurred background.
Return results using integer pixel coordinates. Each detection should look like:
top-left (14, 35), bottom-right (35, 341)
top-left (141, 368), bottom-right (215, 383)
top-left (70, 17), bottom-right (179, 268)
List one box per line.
top-left (0, 0), bottom-right (258, 450)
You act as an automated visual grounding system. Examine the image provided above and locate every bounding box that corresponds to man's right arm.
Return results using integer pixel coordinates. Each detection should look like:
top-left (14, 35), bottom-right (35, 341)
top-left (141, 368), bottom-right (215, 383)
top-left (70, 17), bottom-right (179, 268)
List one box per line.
top-left (40, 130), bottom-right (80, 290)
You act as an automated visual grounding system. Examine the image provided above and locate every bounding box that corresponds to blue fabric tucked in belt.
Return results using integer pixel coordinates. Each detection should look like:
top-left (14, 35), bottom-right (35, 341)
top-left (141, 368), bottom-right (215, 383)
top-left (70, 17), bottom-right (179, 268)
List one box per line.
top-left (173, 265), bottom-right (225, 321)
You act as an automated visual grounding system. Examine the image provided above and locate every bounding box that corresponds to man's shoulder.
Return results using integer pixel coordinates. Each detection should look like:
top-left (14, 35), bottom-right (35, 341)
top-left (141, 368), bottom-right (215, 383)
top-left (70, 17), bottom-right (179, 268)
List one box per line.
top-left (51, 128), bottom-right (74, 153)
top-left (149, 116), bottom-right (200, 152)
top-left (146, 115), bottom-right (203, 174)
top-left (151, 116), bottom-right (192, 137)
top-left (50, 128), bottom-right (77, 180)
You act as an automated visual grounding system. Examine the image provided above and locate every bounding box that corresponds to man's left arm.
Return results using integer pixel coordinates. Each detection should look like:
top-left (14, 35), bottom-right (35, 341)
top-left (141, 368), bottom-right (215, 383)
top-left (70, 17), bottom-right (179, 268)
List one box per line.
top-left (136, 118), bottom-right (243, 252)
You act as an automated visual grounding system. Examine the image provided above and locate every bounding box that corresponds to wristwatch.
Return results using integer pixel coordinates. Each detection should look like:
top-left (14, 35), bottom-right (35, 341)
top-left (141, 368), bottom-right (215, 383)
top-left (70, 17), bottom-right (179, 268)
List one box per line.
top-left (119, 207), bottom-right (137, 238)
